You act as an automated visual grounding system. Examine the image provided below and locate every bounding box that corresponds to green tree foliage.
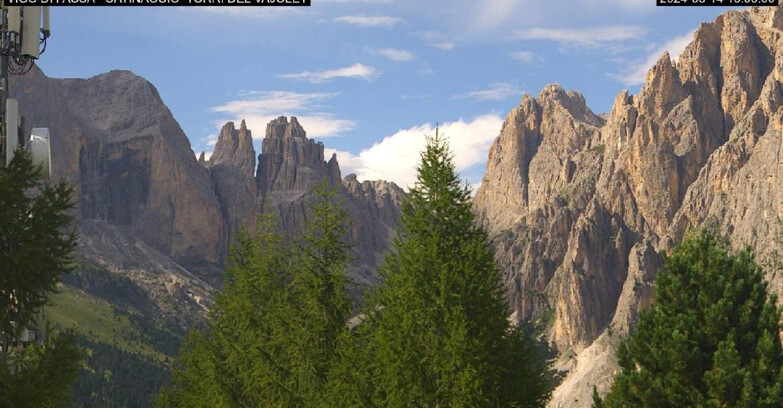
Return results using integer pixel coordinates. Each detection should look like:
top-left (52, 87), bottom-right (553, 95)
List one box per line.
top-left (157, 184), bottom-right (352, 407)
top-left (0, 329), bottom-right (81, 408)
top-left (327, 133), bottom-right (553, 408)
top-left (0, 149), bottom-right (81, 408)
top-left (0, 149), bottom-right (76, 337)
top-left (596, 230), bottom-right (783, 408)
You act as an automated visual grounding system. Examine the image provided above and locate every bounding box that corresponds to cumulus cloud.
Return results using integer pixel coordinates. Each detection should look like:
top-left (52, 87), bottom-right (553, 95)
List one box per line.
top-left (514, 25), bottom-right (647, 49)
top-left (209, 91), bottom-right (357, 139)
top-left (452, 83), bottom-right (522, 102)
top-left (325, 114), bottom-right (503, 188)
top-left (371, 48), bottom-right (415, 62)
top-left (334, 15), bottom-right (402, 27)
top-left (615, 30), bottom-right (694, 86)
top-left (278, 63), bottom-right (379, 83)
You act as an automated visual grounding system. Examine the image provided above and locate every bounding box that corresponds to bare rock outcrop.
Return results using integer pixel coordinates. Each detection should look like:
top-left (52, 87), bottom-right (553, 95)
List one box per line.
top-left (11, 67), bottom-right (226, 275)
top-left (255, 116), bottom-right (404, 286)
top-left (209, 120), bottom-right (258, 250)
top-left (474, 5), bottom-right (783, 407)
top-left (10, 71), bottom-right (404, 324)
top-left (256, 116), bottom-right (342, 232)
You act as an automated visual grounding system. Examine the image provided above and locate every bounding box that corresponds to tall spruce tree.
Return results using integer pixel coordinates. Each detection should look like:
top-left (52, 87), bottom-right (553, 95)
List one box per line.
top-left (157, 184), bottom-right (352, 408)
top-left (330, 132), bottom-right (552, 407)
top-left (0, 149), bottom-right (81, 408)
top-left (596, 230), bottom-right (783, 408)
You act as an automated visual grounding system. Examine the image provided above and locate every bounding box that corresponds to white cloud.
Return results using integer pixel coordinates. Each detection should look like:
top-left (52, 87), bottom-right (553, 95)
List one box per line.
top-left (473, 0), bottom-right (524, 32)
top-left (415, 31), bottom-right (457, 51)
top-left (452, 83), bottom-right (522, 102)
top-left (325, 114), bottom-right (503, 188)
top-left (514, 25), bottom-right (647, 49)
top-left (615, 30), bottom-right (694, 86)
top-left (278, 63), bottom-right (379, 83)
top-left (334, 15), bottom-right (402, 27)
top-left (211, 91), bottom-right (337, 114)
top-left (371, 48), bottom-right (414, 62)
top-left (433, 41), bottom-right (456, 51)
top-left (508, 51), bottom-right (539, 64)
top-left (209, 91), bottom-right (356, 138)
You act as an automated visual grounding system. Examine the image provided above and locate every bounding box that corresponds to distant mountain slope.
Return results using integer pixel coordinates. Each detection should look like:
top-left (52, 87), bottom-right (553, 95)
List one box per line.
top-left (474, 5), bottom-right (782, 407)
top-left (10, 68), bottom-right (404, 325)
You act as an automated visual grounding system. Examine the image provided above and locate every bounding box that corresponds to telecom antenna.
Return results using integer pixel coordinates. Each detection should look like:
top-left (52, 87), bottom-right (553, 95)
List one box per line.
top-left (0, 5), bottom-right (51, 355)
top-left (0, 5), bottom-right (50, 169)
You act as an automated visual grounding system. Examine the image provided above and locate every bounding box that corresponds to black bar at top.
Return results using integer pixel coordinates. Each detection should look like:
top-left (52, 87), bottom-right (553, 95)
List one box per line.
top-left (657, 0), bottom-right (778, 5)
top-left (4, 0), bottom-right (310, 6)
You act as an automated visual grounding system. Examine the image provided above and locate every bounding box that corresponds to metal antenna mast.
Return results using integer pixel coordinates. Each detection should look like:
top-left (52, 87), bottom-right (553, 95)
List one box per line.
top-left (0, 4), bottom-right (50, 355)
top-left (0, 5), bottom-right (50, 169)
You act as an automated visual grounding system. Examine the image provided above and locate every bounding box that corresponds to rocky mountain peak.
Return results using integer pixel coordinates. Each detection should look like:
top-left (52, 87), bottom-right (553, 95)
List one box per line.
top-left (266, 115), bottom-right (307, 139)
top-left (749, 4), bottom-right (783, 29)
top-left (474, 5), bottom-right (783, 407)
top-left (257, 116), bottom-right (342, 230)
top-left (210, 120), bottom-right (256, 176)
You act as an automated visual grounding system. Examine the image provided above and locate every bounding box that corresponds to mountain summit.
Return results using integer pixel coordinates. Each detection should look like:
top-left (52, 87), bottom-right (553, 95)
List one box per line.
top-left (474, 5), bottom-right (783, 406)
top-left (10, 69), bottom-right (404, 323)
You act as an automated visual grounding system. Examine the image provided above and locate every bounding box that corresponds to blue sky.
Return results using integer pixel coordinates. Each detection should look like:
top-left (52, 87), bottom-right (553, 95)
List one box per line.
top-left (36, 1), bottom-right (729, 188)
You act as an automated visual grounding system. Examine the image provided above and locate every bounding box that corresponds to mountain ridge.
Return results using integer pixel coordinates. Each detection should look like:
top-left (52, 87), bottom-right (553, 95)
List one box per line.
top-left (474, 5), bottom-right (783, 406)
top-left (10, 67), bottom-right (404, 326)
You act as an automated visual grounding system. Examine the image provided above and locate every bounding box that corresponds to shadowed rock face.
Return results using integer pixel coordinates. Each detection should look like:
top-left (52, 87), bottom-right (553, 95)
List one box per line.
top-left (11, 70), bottom-right (404, 324)
top-left (474, 5), bottom-right (783, 407)
top-left (208, 120), bottom-right (258, 254)
top-left (255, 116), bottom-right (404, 287)
top-left (12, 67), bottom-right (225, 275)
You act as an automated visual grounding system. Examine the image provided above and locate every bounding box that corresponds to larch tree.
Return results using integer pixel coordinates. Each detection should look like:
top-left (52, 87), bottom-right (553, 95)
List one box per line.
top-left (157, 183), bottom-right (352, 408)
top-left (328, 131), bottom-right (553, 408)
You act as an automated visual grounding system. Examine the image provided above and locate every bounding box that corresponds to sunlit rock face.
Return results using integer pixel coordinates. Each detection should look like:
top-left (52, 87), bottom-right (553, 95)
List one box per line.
top-left (474, 5), bottom-right (783, 407)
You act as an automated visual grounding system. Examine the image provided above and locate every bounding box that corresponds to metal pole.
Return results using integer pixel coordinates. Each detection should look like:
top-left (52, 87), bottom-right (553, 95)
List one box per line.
top-left (1, 7), bottom-right (8, 169)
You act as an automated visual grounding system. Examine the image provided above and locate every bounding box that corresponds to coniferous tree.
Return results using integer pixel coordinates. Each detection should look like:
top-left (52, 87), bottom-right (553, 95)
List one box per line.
top-left (0, 149), bottom-right (81, 408)
top-left (328, 132), bottom-right (552, 408)
top-left (0, 149), bottom-right (76, 337)
top-left (288, 183), bottom-right (352, 406)
top-left (596, 230), bottom-right (783, 408)
top-left (157, 184), bottom-right (352, 408)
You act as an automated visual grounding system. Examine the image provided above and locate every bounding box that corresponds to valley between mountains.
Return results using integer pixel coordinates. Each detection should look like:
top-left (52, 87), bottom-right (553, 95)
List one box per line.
top-left (12, 5), bottom-right (783, 407)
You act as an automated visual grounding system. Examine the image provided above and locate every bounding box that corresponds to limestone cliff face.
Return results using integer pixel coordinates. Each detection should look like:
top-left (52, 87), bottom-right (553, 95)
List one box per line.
top-left (256, 116), bottom-right (403, 286)
top-left (209, 120), bottom-right (258, 252)
top-left (11, 71), bottom-right (403, 323)
top-left (474, 6), bottom-right (783, 407)
top-left (342, 175), bottom-right (406, 286)
top-left (256, 116), bottom-right (343, 232)
top-left (10, 67), bottom-right (225, 323)
top-left (11, 67), bottom-right (225, 274)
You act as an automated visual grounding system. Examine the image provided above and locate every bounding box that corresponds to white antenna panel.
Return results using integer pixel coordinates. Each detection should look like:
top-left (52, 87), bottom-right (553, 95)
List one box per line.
top-left (42, 7), bottom-right (49, 36)
top-left (7, 8), bottom-right (21, 34)
top-left (29, 128), bottom-right (51, 179)
top-left (5, 98), bottom-right (19, 165)
top-left (21, 6), bottom-right (40, 59)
